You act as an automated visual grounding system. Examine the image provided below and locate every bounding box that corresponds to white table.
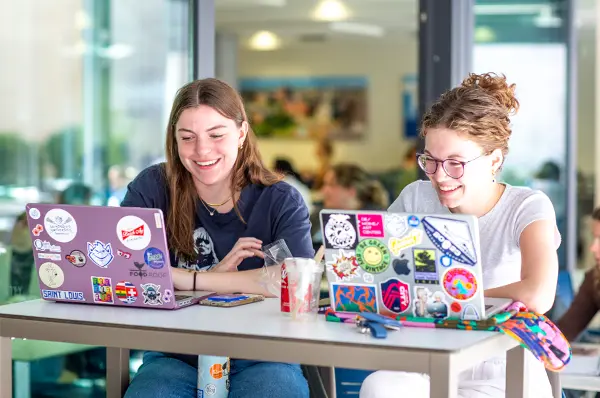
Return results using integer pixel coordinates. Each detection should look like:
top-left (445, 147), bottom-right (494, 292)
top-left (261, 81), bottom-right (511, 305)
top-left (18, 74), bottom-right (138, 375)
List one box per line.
top-left (0, 297), bottom-right (529, 398)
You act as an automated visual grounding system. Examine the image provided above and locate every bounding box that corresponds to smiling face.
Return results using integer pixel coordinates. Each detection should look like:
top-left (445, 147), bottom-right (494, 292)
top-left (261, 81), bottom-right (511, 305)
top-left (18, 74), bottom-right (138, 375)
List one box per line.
top-left (176, 105), bottom-right (247, 189)
top-left (423, 127), bottom-right (502, 210)
top-left (363, 247), bottom-right (382, 265)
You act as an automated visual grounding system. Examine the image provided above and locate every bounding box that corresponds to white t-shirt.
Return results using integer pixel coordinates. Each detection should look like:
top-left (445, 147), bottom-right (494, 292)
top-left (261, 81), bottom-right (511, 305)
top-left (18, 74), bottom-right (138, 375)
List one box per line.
top-left (389, 180), bottom-right (561, 290)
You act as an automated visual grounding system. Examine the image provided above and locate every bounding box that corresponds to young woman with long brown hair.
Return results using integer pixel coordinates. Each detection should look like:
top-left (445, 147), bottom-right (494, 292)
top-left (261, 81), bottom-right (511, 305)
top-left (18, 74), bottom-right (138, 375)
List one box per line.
top-left (122, 78), bottom-right (313, 398)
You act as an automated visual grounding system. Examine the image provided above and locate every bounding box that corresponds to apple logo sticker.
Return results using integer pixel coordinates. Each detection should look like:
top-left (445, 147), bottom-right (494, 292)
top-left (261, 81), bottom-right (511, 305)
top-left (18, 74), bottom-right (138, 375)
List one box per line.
top-left (393, 254), bottom-right (411, 276)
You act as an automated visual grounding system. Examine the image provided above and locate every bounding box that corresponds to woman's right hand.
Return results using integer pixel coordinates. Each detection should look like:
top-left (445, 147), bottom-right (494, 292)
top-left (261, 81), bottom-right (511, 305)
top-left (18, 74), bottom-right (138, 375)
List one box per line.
top-left (210, 237), bottom-right (264, 273)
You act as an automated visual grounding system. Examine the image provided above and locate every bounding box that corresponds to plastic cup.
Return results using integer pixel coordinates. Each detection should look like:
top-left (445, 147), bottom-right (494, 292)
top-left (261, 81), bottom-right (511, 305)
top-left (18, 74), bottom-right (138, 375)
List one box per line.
top-left (259, 239), bottom-right (293, 297)
top-left (281, 257), bottom-right (324, 321)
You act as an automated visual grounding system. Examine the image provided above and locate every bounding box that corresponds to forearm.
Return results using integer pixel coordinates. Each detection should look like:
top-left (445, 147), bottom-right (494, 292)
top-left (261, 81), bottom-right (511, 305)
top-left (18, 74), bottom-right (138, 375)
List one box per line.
top-left (485, 277), bottom-right (555, 314)
top-left (172, 267), bottom-right (279, 297)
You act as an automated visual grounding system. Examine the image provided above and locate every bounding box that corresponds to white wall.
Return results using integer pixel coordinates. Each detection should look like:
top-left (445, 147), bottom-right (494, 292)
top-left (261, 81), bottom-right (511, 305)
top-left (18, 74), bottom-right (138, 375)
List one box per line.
top-left (237, 38), bottom-right (418, 173)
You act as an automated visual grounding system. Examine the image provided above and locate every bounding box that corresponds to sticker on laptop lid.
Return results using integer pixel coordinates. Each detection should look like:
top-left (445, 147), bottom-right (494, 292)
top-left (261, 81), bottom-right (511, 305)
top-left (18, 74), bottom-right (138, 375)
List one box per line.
top-left (154, 212), bottom-right (163, 229)
top-left (413, 287), bottom-right (448, 319)
top-left (380, 277), bottom-right (411, 314)
top-left (65, 250), bottom-right (86, 267)
top-left (388, 230), bottom-right (423, 256)
top-left (87, 240), bottom-right (114, 268)
top-left (331, 283), bottom-right (378, 313)
top-left (407, 215), bottom-right (420, 228)
top-left (357, 214), bottom-right (384, 238)
top-left (38, 253), bottom-right (61, 261)
top-left (326, 250), bottom-right (360, 282)
top-left (117, 249), bottom-right (132, 259)
top-left (32, 224), bottom-right (43, 236)
top-left (412, 248), bottom-right (439, 284)
top-left (91, 276), bottom-right (114, 304)
top-left (356, 239), bottom-right (390, 274)
top-left (422, 216), bottom-right (477, 266)
top-left (43, 208), bottom-right (77, 243)
top-left (144, 247), bottom-right (166, 269)
top-left (442, 267), bottom-right (478, 301)
top-left (141, 283), bottom-right (163, 305)
top-left (34, 239), bottom-right (61, 252)
top-left (117, 215), bottom-right (152, 251)
top-left (392, 254), bottom-right (411, 276)
top-left (363, 273), bottom-right (374, 283)
top-left (384, 214), bottom-right (409, 237)
top-left (28, 207), bottom-right (40, 220)
top-left (462, 304), bottom-right (480, 320)
top-left (115, 281), bottom-right (138, 304)
top-left (163, 289), bottom-right (173, 303)
top-left (322, 213), bottom-right (358, 250)
top-left (39, 262), bottom-right (65, 288)
top-left (42, 290), bottom-right (85, 301)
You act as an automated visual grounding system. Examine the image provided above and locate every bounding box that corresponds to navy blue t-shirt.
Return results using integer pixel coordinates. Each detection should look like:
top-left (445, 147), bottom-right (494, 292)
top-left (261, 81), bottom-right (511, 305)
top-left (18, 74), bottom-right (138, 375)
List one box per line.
top-left (120, 164), bottom-right (314, 269)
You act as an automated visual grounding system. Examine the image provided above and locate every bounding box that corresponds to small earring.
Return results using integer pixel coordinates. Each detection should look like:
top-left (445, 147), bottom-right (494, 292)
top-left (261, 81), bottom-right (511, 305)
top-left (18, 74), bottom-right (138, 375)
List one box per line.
top-left (491, 172), bottom-right (496, 184)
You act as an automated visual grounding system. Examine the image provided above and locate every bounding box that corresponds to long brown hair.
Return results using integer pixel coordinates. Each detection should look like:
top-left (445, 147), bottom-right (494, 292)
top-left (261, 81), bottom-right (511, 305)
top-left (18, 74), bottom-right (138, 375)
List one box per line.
top-left (164, 78), bottom-right (281, 260)
top-left (421, 72), bottom-right (520, 159)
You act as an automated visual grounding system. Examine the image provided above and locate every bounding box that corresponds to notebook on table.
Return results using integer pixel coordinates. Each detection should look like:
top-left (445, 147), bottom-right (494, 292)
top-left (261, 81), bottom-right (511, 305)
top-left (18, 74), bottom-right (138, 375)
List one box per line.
top-left (25, 203), bottom-right (200, 310)
top-left (319, 209), bottom-right (512, 321)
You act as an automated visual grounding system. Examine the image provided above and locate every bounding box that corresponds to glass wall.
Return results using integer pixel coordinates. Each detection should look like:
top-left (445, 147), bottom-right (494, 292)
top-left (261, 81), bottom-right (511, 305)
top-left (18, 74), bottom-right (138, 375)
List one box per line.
top-left (472, 0), bottom-right (572, 270)
top-left (0, 0), bottom-right (191, 395)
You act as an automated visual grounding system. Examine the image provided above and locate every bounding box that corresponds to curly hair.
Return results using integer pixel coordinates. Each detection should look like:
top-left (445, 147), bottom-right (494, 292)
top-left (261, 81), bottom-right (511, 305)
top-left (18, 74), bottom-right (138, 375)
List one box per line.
top-left (420, 72), bottom-right (520, 157)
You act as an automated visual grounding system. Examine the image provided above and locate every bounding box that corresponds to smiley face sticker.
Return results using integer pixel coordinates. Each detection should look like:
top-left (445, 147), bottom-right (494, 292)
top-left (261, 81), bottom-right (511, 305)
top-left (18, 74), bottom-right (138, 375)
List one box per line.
top-left (356, 239), bottom-right (390, 274)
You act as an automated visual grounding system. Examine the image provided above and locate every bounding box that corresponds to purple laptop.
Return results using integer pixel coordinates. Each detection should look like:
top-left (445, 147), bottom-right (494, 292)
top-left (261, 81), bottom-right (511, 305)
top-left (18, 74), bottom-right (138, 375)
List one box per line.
top-left (24, 203), bottom-right (199, 310)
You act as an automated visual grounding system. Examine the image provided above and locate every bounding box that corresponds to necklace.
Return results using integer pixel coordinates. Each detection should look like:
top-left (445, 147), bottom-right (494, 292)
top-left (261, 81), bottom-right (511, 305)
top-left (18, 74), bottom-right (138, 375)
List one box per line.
top-left (199, 196), bottom-right (232, 216)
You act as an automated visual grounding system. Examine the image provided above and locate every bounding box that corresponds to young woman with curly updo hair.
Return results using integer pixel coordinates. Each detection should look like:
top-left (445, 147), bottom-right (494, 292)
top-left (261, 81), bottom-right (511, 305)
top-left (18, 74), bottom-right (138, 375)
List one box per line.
top-left (360, 73), bottom-right (561, 398)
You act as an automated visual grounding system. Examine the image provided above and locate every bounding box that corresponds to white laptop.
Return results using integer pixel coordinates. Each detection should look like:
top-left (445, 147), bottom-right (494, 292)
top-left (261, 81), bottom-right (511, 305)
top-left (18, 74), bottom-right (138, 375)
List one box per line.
top-left (319, 209), bottom-right (512, 321)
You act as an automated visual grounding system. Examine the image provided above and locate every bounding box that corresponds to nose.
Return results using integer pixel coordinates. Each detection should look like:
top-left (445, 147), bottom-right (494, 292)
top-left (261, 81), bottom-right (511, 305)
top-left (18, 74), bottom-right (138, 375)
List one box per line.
top-left (590, 239), bottom-right (600, 258)
top-left (431, 162), bottom-right (449, 182)
top-left (195, 137), bottom-right (213, 155)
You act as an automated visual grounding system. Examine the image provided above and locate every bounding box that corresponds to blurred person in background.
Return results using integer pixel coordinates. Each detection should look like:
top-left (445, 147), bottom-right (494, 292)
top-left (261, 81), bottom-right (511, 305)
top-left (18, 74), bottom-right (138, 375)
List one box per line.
top-left (311, 163), bottom-right (389, 244)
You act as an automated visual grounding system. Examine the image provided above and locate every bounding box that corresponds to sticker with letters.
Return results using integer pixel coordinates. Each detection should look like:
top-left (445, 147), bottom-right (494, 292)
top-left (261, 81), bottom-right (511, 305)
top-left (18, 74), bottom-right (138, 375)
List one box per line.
top-left (38, 253), bottom-right (61, 261)
top-left (87, 240), bottom-right (114, 268)
top-left (322, 213), bottom-right (358, 250)
top-left (43, 208), bottom-right (78, 243)
top-left (356, 239), bottom-right (390, 274)
top-left (326, 250), bottom-right (360, 281)
top-left (380, 278), bottom-right (411, 314)
top-left (357, 214), bottom-right (384, 238)
top-left (34, 239), bottom-right (61, 252)
top-left (413, 248), bottom-right (439, 284)
top-left (407, 215), bottom-right (420, 228)
top-left (42, 290), bottom-right (85, 301)
top-left (442, 267), bottom-right (478, 301)
top-left (39, 262), bottom-right (64, 288)
top-left (117, 215), bottom-right (151, 251)
top-left (144, 247), bottom-right (166, 269)
top-left (422, 216), bottom-right (477, 266)
top-left (388, 230), bottom-right (423, 256)
top-left (91, 276), bottom-right (114, 304)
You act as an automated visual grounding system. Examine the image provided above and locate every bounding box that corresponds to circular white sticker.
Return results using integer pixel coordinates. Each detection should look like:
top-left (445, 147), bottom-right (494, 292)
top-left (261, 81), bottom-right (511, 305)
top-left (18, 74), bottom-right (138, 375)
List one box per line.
top-left (39, 262), bottom-right (65, 288)
top-left (116, 215), bottom-right (151, 251)
top-left (29, 208), bottom-right (40, 220)
top-left (43, 209), bottom-right (78, 243)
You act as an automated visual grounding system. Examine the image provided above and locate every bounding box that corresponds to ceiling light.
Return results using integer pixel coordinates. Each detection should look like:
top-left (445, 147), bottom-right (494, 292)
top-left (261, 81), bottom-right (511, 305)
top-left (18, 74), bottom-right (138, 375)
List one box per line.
top-left (249, 31), bottom-right (281, 51)
top-left (313, 0), bottom-right (349, 21)
top-left (329, 22), bottom-right (384, 37)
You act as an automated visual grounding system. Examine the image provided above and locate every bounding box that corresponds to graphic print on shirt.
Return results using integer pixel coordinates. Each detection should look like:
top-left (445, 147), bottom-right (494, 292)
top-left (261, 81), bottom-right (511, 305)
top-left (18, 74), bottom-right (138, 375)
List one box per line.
top-left (177, 227), bottom-right (219, 271)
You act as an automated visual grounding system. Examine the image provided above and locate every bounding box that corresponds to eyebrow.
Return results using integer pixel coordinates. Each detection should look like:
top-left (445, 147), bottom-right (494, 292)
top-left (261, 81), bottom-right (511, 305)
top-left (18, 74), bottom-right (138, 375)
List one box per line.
top-left (423, 150), bottom-right (465, 159)
top-left (177, 125), bottom-right (227, 134)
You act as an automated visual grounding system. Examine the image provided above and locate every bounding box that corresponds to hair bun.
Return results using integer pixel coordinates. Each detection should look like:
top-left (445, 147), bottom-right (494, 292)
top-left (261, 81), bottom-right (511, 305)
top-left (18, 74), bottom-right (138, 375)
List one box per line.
top-left (461, 72), bottom-right (520, 115)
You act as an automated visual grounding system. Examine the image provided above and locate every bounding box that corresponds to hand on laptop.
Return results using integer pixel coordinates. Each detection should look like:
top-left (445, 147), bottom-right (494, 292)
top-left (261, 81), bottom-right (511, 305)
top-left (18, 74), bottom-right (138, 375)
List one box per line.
top-left (211, 237), bottom-right (265, 273)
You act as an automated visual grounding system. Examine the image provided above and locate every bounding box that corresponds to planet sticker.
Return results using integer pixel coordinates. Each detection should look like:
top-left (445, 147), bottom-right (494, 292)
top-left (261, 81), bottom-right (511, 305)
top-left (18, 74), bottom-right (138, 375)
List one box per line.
top-left (356, 239), bottom-right (390, 274)
top-left (442, 267), bottom-right (478, 301)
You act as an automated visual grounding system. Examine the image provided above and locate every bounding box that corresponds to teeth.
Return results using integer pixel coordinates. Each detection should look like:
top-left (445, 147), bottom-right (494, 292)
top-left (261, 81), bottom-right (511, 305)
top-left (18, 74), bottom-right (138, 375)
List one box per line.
top-left (196, 160), bottom-right (218, 166)
top-left (440, 186), bottom-right (460, 192)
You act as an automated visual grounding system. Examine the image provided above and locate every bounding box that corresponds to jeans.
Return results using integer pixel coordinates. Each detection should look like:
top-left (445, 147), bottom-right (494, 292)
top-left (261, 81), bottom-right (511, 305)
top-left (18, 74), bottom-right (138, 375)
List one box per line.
top-left (124, 351), bottom-right (309, 398)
